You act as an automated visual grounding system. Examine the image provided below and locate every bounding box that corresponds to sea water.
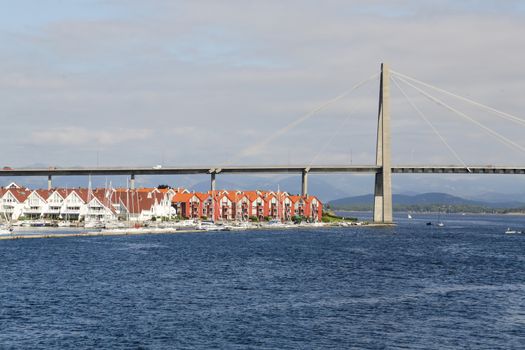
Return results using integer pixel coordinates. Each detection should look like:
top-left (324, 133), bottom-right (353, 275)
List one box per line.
top-left (0, 214), bottom-right (524, 349)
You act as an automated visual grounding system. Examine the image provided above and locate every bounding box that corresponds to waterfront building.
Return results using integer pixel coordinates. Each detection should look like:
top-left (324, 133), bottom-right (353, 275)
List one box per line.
top-left (85, 191), bottom-right (118, 222)
top-left (249, 191), bottom-right (266, 221)
top-left (195, 192), bottom-right (213, 219)
top-left (61, 189), bottom-right (88, 221)
top-left (171, 192), bottom-right (200, 219)
top-left (0, 184), bottom-right (323, 223)
top-left (1, 187), bottom-right (31, 220)
top-left (171, 190), bottom-right (323, 222)
top-left (305, 196), bottom-right (323, 222)
top-left (42, 189), bottom-right (67, 219)
top-left (114, 189), bottom-right (176, 222)
top-left (23, 190), bottom-right (50, 219)
top-left (216, 190), bottom-right (237, 221)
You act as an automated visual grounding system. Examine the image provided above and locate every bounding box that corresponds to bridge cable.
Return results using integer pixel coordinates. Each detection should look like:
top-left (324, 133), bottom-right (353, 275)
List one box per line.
top-left (391, 76), bottom-right (468, 167)
top-left (391, 70), bottom-right (525, 128)
top-left (224, 72), bottom-right (379, 165)
top-left (394, 75), bottom-right (525, 155)
top-left (307, 109), bottom-right (357, 167)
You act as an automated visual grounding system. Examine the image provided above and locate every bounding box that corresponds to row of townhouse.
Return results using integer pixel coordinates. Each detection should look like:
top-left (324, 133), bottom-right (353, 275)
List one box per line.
top-left (0, 183), bottom-right (179, 222)
top-left (171, 190), bottom-right (322, 222)
top-left (0, 183), bottom-right (323, 222)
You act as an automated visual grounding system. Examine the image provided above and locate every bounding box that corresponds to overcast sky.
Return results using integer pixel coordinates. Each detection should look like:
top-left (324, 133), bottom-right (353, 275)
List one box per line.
top-left (1, 1), bottom-right (524, 174)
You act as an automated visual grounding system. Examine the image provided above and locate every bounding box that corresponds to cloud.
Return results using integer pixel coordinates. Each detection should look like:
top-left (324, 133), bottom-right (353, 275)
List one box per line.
top-left (0, 0), bottom-right (524, 171)
top-left (31, 127), bottom-right (153, 146)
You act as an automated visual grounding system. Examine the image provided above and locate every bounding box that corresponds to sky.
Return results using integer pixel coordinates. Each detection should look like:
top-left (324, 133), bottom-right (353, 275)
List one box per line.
top-left (1, 0), bottom-right (525, 195)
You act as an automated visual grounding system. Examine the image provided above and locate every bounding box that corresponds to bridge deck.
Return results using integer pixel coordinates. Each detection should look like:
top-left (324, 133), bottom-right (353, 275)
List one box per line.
top-left (0, 165), bottom-right (524, 176)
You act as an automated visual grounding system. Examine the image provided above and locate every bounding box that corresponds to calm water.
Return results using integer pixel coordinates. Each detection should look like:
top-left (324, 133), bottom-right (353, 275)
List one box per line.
top-left (1, 214), bottom-right (524, 349)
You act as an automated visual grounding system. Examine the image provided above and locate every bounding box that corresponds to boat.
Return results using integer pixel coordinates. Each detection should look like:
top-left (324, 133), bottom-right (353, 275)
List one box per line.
top-left (505, 228), bottom-right (517, 234)
top-left (197, 221), bottom-right (224, 231)
top-left (223, 221), bottom-right (254, 231)
top-left (426, 222), bottom-right (432, 226)
top-left (176, 219), bottom-right (197, 227)
top-left (407, 213), bottom-right (413, 219)
top-left (1, 207), bottom-right (14, 233)
top-left (0, 226), bottom-right (13, 235)
top-left (266, 219), bottom-right (286, 228)
top-left (84, 220), bottom-right (105, 229)
top-left (437, 212), bottom-right (444, 227)
top-left (103, 220), bottom-right (128, 229)
top-left (57, 221), bottom-right (73, 227)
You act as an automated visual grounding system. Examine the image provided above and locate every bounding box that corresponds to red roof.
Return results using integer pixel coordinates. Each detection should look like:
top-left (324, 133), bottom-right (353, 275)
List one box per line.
top-left (171, 193), bottom-right (195, 203)
top-left (6, 188), bottom-right (31, 203)
top-left (35, 189), bottom-right (52, 200)
top-left (244, 191), bottom-right (262, 202)
top-left (195, 192), bottom-right (210, 201)
top-left (122, 193), bottom-right (156, 214)
top-left (289, 195), bottom-right (303, 203)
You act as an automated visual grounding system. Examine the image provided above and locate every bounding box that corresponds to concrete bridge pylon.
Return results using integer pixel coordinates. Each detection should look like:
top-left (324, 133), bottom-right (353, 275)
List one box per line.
top-left (373, 63), bottom-right (393, 223)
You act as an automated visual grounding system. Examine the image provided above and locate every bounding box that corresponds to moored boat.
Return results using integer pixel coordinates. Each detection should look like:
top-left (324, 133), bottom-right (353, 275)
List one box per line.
top-left (0, 225), bottom-right (14, 234)
top-left (197, 221), bottom-right (224, 231)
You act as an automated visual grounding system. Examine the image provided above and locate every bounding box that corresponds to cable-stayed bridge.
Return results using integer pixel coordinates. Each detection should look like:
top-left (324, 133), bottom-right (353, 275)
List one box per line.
top-left (2, 64), bottom-right (524, 223)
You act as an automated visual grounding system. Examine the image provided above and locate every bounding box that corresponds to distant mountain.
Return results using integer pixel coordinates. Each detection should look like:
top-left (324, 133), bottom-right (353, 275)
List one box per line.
top-left (328, 192), bottom-right (525, 211)
top-left (466, 191), bottom-right (525, 203)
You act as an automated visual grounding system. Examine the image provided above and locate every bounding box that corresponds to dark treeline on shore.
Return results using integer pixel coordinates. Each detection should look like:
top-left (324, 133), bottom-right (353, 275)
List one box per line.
top-left (330, 203), bottom-right (525, 214)
top-left (328, 192), bottom-right (525, 214)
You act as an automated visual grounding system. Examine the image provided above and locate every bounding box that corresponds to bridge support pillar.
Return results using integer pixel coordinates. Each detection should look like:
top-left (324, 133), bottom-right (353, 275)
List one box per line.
top-left (211, 172), bottom-right (216, 192)
top-left (47, 175), bottom-right (52, 190)
top-left (373, 63), bottom-right (393, 223)
top-left (130, 174), bottom-right (135, 190)
top-left (301, 170), bottom-right (308, 197)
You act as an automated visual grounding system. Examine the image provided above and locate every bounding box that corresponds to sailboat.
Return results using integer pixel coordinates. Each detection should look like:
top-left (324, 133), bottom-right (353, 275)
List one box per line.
top-left (58, 186), bottom-right (73, 227)
top-left (407, 213), bottom-right (413, 219)
top-left (84, 176), bottom-right (104, 229)
top-left (0, 205), bottom-right (14, 234)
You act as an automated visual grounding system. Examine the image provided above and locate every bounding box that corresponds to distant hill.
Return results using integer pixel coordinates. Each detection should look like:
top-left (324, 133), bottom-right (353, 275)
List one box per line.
top-left (328, 192), bottom-right (525, 212)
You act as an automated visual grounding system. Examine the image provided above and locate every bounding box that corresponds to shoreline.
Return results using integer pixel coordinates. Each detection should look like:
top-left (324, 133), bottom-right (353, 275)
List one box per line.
top-left (0, 222), bottom-right (395, 241)
top-left (335, 210), bottom-right (525, 216)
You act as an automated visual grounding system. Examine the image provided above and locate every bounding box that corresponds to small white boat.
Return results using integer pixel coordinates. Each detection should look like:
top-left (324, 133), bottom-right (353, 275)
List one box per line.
top-left (57, 221), bottom-right (73, 227)
top-left (0, 225), bottom-right (14, 234)
top-left (223, 222), bottom-right (254, 231)
top-left (265, 219), bottom-right (287, 228)
top-left (505, 228), bottom-right (517, 234)
top-left (103, 221), bottom-right (128, 229)
top-left (177, 219), bottom-right (197, 227)
top-left (437, 222), bottom-right (445, 227)
top-left (84, 220), bottom-right (105, 229)
top-left (407, 213), bottom-right (413, 219)
top-left (197, 221), bottom-right (224, 231)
